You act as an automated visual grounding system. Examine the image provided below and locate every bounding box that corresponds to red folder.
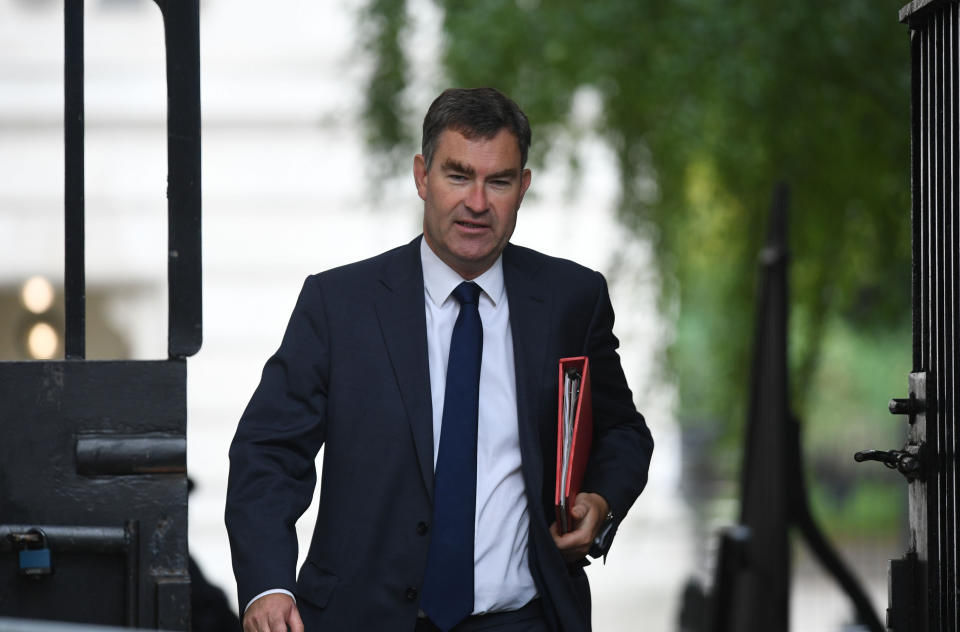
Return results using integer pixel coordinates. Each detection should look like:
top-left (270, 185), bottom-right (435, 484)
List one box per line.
top-left (555, 356), bottom-right (592, 534)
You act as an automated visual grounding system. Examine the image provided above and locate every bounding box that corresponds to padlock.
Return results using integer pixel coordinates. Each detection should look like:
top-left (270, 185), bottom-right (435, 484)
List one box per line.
top-left (17, 529), bottom-right (52, 577)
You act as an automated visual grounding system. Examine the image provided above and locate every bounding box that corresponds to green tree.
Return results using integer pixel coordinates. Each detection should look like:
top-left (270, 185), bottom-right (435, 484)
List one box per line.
top-left (361, 0), bottom-right (912, 451)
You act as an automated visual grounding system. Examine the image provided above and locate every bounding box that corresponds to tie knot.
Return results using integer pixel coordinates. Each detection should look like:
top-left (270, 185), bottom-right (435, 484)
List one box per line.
top-left (452, 281), bottom-right (482, 306)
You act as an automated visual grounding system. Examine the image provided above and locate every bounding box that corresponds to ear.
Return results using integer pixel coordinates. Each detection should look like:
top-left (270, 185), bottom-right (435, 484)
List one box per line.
top-left (413, 154), bottom-right (428, 201)
top-left (518, 168), bottom-right (532, 205)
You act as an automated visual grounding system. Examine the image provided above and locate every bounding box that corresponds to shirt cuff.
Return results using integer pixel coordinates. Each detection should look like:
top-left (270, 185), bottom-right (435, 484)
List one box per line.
top-left (245, 588), bottom-right (296, 613)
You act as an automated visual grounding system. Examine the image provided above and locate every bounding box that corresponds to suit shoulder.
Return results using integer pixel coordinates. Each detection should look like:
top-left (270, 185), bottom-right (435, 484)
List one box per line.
top-left (505, 243), bottom-right (604, 289)
top-left (306, 239), bottom-right (418, 289)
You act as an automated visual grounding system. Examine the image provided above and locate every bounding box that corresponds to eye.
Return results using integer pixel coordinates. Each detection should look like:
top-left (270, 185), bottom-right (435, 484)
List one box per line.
top-left (490, 179), bottom-right (511, 188)
top-left (448, 174), bottom-right (468, 183)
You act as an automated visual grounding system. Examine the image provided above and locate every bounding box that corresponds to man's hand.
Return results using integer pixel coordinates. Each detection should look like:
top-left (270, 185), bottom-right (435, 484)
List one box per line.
top-left (549, 492), bottom-right (610, 562)
top-left (243, 593), bottom-right (304, 632)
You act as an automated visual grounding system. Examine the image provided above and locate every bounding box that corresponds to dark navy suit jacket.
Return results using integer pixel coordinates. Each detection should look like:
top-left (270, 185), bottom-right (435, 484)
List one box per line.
top-left (225, 236), bottom-right (653, 631)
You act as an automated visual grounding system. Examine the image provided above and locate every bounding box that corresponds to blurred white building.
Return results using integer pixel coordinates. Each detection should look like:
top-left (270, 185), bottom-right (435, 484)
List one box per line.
top-left (0, 1), bottom-right (688, 629)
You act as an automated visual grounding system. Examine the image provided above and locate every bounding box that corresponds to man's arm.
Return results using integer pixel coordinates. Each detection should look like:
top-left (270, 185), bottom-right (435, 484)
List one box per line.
top-left (556, 272), bottom-right (654, 558)
top-left (225, 275), bottom-right (330, 611)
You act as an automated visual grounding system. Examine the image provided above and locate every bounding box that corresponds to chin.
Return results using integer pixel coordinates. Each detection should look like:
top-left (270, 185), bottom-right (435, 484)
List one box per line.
top-left (456, 250), bottom-right (494, 267)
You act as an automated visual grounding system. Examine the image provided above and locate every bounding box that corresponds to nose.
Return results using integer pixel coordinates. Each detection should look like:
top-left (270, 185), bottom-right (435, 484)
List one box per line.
top-left (464, 182), bottom-right (488, 213)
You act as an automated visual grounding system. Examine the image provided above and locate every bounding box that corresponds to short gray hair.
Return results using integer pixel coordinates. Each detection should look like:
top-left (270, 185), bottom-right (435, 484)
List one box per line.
top-left (421, 87), bottom-right (532, 169)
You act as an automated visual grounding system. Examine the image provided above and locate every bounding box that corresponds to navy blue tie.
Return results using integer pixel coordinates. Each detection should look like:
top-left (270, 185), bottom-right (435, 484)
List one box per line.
top-left (420, 281), bottom-right (483, 631)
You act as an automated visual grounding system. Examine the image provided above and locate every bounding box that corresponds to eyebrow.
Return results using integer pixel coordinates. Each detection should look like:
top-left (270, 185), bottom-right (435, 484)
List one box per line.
top-left (440, 159), bottom-right (518, 181)
top-left (441, 159), bottom-right (475, 177)
top-left (487, 168), bottom-right (519, 181)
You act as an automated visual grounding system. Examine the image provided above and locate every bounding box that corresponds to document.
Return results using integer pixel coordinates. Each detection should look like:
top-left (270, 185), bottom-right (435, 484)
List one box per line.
top-left (555, 356), bottom-right (593, 534)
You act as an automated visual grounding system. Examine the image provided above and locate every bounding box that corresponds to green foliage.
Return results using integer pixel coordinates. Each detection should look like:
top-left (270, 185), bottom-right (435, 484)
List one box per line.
top-left (803, 318), bottom-right (910, 536)
top-left (359, 0), bottom-right (912, 445)
top-left (809, 478), bottom-right (905, 538)
top-left (359, 0), bottom-right (412, 163)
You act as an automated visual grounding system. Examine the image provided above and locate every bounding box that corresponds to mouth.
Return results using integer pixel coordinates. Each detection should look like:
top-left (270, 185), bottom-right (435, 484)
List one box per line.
top-left (455, 220), bottom-right (489, 231)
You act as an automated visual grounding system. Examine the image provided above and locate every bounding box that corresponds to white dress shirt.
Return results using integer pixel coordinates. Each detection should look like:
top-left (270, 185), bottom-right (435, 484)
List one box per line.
top-left (420, 239), bottom-right (537, 614)
top-left (246, 241), bottom-right (537, 614)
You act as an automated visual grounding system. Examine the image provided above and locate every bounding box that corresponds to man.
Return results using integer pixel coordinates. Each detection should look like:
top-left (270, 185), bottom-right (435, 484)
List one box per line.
top-left (226, 87), bottom-right (653, 632)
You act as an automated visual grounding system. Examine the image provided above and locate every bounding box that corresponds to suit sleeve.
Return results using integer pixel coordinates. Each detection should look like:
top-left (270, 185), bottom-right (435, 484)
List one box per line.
top-left (225, 275), bottom-right (330, 609)
top-left (580, 272), bottom-right (654, 550)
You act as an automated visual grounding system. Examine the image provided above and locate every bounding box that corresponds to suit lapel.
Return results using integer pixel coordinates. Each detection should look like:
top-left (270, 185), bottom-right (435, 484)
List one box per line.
top-left (375, 237), bottom-right (436, 499)
top-left (503, 245), bottom-right (552, 507)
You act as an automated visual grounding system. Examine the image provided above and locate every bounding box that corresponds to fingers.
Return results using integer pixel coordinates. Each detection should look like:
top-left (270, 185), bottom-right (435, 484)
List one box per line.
top-left (244, 613), bottom-right (292, 632)
top-left (243, 593), bottom-right (300, 632)
top-left (549, 519), bottom-right (594, 562)
top-left (288, 605), bottom-right (305, 632)
top-left (268, 610), bottom-right (287, 632)
top-left (243, 613), bottom-right (287, 632)
top-left (573, 492), bottom-right (608, 536)
top-left (550, 493), bottom-right (611, 562)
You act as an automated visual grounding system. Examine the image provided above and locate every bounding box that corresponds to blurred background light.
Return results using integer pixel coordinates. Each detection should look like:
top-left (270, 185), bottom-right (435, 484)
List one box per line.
top-left (27, 321), bottom-right (58, 359)
top-left (21, 276), bottom-right (55, 314)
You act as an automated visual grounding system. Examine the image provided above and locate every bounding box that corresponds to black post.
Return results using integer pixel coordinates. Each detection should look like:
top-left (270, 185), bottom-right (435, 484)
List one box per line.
top-left (153, 0), bottom-right (203, 360)
top-left (690, 184), bottom-right (884, 631)
top-left (64, 0), bottom-right (85, 360)
top-left (730, 183), bottom-right (792, 632)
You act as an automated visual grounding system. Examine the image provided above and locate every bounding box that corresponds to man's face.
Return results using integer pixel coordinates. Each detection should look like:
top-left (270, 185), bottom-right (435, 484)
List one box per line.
top-left (414, 128), bottom-right (532, 279)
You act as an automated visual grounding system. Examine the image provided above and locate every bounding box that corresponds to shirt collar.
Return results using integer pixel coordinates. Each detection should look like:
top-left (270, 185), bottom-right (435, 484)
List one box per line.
top-left (420, 236), bottom-right (505, 308)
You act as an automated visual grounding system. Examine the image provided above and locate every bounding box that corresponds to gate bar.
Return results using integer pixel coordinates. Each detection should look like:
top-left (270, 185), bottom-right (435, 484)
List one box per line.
top-left (64, 0), bottom-right (85, 360)
top-left (0, 524), bottom-right (126, 553)
top-left (154, 0), bottom-right (203, 359)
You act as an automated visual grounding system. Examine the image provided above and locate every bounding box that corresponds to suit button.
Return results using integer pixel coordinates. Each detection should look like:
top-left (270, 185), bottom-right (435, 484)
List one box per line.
top-left (406, 587), bottom-right (418, 601)
top-left (417, 521), bottom-right (429, 535)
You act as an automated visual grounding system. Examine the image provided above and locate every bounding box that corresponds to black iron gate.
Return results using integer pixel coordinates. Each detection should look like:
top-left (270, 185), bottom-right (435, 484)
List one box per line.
top-left (0, 1), bottom-right (201, 628)
top-left (870, 1), bottom-right (959, 630)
